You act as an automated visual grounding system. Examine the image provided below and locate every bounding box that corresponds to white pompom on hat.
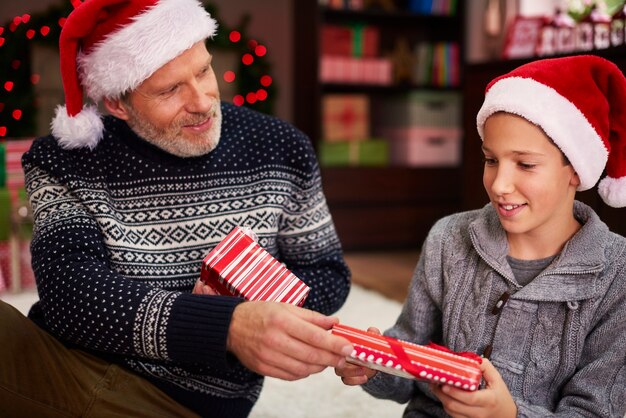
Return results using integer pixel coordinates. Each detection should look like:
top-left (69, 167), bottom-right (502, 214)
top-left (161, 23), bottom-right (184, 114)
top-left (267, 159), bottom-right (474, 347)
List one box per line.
top-left (52, 0), bottom-right (217, 150)
top-left (476, 55), bottom-right (626, 208)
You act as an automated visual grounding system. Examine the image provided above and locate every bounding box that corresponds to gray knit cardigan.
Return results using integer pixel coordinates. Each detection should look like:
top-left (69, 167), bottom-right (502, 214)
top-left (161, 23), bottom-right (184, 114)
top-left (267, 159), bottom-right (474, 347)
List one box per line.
top-left (363, 201), bottom-right (626, 417)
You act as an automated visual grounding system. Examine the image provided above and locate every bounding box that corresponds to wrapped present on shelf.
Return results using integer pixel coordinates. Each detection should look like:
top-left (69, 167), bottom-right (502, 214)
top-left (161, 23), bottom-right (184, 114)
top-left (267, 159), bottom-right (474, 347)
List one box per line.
top-left (319, 139), bottom-right (388, 167)
top-left (201, 226), bottom-right (309, 306)
top-left (381, 126), bottom-right (462, 167)
top-left (321, 24), bottom-right (353, 57)
top-left (320, 56), bottom-right (393, 85)
top-left (0, 187), bottom-right (35, 294)
top-left (0, 139), bottom-right (36, 294)
top-left (323, 94), bottom-right (370, 141)
top-left (320, 23), bottom-right (378, 57)
top-left (373, 90), bottom-right (461, 129)
top-left (0, 188), bottom-right (11, 293)
top-left (332, 324), bottom-right (483, 391)
top-left (351, 23), bottom-right (380, 58)
top-left (4, 139), bottom-right (34, 204)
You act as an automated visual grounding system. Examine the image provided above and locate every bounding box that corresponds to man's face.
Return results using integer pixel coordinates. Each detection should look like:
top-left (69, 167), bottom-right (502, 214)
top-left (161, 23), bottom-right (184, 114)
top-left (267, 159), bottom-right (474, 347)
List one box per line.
top-left (122, 41), bottom-right (222, 157)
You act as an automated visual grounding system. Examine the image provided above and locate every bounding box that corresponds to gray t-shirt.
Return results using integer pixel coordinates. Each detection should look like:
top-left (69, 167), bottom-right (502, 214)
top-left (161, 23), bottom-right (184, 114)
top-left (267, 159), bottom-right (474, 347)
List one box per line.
top-left (507, 254), bottom-right (557, 286)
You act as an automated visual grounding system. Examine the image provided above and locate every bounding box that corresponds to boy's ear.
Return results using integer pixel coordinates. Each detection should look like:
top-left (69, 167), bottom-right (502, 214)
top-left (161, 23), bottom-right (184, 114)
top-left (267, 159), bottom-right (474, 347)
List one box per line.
top-left (570, 170), bottom-right (581, 188)
top-left (103, 97), bottom-right (130, 121)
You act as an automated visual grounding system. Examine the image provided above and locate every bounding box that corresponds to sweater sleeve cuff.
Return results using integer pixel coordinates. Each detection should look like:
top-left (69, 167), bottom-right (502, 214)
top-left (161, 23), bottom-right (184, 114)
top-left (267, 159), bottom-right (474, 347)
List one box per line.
top-left (166, 293), bottom-right (244, 369)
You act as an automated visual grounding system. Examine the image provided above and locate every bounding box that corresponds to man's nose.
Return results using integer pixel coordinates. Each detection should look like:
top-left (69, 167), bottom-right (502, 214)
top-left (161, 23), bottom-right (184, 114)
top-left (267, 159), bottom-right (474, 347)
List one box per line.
top-left (186, 82), bottom-right (214, 113)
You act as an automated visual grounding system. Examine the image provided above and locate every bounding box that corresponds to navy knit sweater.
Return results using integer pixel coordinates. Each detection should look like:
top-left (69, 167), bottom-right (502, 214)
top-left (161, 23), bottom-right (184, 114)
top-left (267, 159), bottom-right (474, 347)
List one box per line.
top-left (22, 103), bottom-right (351, 417)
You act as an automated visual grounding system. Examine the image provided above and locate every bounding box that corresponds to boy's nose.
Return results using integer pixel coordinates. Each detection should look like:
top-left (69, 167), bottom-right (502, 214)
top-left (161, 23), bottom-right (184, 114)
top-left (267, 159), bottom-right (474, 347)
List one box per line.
top-left (491, 168), bottom-right (515, 195)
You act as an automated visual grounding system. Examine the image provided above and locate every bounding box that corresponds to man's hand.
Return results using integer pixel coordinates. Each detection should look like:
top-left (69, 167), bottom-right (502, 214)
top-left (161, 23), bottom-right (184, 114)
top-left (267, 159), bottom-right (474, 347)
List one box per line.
top-left (334, 326), bottom-right (379, 385)
top-left (227, 301), bottom-right (353, 381)
top-left (192, 279), bottom-right (218, 295)
top-left (430, 358), bottom-right (517, 418)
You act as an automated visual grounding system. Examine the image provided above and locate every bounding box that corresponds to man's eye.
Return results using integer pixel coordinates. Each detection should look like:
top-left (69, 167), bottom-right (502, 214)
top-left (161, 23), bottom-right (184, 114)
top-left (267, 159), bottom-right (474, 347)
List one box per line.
top-left (482, 157), bottom-right (496, 165)
top-left (161, 85), bottom-right (179, 95)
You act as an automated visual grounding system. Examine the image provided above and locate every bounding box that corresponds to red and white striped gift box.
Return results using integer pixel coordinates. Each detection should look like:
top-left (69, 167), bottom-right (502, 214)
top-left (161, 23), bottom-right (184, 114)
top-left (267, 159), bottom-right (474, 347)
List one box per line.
top-left (332, 324), bottom-right (482, 391)
top-left (201, 227), bottom-right (310, 306)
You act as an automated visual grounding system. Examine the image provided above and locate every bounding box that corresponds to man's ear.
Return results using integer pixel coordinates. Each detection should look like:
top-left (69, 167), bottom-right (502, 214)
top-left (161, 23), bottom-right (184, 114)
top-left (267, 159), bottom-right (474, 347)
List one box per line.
top-left (103, 97), bottom-right (130, 121)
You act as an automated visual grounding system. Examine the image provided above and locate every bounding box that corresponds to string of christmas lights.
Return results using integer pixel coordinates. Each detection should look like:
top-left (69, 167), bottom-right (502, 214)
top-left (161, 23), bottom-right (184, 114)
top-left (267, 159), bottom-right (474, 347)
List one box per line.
top-left (0, 1), bottom-right (275, 139)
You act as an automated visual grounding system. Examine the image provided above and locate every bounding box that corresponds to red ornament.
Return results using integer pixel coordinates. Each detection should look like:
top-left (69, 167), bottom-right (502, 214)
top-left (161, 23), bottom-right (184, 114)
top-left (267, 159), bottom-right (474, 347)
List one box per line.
top-left (260, 75), bottom-right (272, 87)
top-left (0, 127), bottom-right (6, 137)
top-left (22, 14), bottom-right (31, 24)
top-left (4, 81), bottom-right (14, 92)
top-left (229, 30), bottom-right (241, 43)
top-left (242, 53), bottom-right (254, 65)
top-left (256, 89), bottom-right (268, 101)
top-left (0, 27), bottom-right (4, 35)
top-left (9, 22), bottom-right (17, 32)
top-left (223, 70), bottom-right (235, 83)
top-left (248, 39), bottom-right (258, 50)
top-left (31, 74), bottom-right (41, 85)
top-left (233, 95), bottom-right (245, 106)
top-left (241, 54), bottom-right (254, 65)
top-left (58, 17), bottom-right (66, 27)
top-left (12, 16), bottom-right (22, 26)
top-left (0, 38), bottom-right (4, 47)
top-left (254, 45), bottom-right (267, 57)
top-left (40, 26), bottom-right (50, 36)
top-left (12, 109), bottom-right (22, 120)
top-left (246, 92), bottom-right (257, 104)
top-left (11, 60), bottom-right (20, 70)
top-left (26, 29), bottom-right (36, 39)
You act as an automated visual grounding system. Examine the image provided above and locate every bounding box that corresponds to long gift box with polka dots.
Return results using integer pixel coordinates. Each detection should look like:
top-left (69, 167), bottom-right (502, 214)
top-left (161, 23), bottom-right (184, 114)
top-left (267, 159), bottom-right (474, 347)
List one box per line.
top-left (201, 226), bottom-right (310, 306)
top-left (332, 324), bottom-right (483, 391)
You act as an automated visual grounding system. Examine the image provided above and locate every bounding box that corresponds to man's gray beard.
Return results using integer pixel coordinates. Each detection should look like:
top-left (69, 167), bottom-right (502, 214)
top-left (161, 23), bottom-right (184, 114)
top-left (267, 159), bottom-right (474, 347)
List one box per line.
top-left (125, 104), bottom-right (222, 158)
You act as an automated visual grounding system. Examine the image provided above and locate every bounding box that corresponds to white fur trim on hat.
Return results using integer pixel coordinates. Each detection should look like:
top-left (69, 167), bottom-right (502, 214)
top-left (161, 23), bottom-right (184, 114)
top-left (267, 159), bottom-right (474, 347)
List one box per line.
top-left (51, 104), bottom-right (104, 150)
top-left (598, 176), bottom-right (626, 207)
top-left (476, 76), bottom-right (609, 191)
top-left (77, 0), bottom-right (217, 101)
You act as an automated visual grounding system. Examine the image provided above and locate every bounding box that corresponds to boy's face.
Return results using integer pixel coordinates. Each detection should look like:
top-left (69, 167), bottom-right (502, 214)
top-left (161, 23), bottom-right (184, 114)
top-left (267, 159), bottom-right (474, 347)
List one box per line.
top-left (482, 113), bottom-right (580, 247)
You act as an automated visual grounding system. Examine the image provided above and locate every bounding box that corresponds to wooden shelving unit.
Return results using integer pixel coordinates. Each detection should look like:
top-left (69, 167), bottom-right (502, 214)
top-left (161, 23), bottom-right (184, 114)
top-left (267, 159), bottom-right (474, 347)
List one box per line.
top-left (293, 1), bottom-right (465, 250)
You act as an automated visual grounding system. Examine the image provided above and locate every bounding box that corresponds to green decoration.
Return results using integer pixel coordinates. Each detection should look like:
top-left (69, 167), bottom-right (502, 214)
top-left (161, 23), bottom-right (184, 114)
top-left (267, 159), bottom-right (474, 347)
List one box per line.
top-left (0, 0), bottom-right (276, 138)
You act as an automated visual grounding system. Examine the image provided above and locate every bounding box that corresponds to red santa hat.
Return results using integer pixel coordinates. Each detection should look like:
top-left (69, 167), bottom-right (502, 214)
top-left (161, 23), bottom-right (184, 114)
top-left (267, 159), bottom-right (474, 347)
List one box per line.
top-left (476, 55), bottom-right (626, 208)
top-left (52, 0), bottom-right (217, 150)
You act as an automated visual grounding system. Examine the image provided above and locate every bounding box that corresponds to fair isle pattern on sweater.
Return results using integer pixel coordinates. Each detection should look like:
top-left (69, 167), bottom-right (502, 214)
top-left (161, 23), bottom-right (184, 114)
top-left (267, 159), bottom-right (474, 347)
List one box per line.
top-left (22, 102), bottom-right (350, 416)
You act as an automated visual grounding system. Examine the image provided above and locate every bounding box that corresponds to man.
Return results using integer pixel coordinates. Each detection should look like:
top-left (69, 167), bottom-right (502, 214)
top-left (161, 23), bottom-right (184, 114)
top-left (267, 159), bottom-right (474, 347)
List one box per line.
top-left (0, 0), bottom-right (352, 416)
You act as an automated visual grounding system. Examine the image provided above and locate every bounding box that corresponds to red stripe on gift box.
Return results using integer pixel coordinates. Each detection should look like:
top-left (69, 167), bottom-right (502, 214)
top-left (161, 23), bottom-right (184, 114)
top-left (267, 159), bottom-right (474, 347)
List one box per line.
top-left (201, 227), bottom-right (309, 306)
top-left (332, 324), bottom-right (482, 390)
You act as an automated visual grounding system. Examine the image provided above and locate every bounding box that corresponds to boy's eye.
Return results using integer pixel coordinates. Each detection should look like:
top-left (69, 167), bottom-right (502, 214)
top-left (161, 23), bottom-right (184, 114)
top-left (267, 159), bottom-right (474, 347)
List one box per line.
top-left (482, 157), bottom-right (497, 165)
top-left (518, 162), bottom-right (537, 169)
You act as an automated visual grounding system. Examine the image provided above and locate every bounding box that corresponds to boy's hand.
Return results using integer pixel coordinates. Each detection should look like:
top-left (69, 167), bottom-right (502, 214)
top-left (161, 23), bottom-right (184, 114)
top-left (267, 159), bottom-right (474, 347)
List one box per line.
top-left (430, 358), bottom-right (517, 418)
top-left (334, 326), bottom-right (380, 385)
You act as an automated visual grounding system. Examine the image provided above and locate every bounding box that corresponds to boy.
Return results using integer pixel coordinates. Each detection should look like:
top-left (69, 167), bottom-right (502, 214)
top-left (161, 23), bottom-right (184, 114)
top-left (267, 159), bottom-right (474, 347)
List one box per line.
top-left (335, 55), bottom-right (626, 417)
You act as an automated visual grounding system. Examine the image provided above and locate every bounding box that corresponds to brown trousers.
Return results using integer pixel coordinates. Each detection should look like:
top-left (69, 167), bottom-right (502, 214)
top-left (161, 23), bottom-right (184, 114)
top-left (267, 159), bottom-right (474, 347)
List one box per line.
top-left (0, 300), bottom-right (198, 418)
